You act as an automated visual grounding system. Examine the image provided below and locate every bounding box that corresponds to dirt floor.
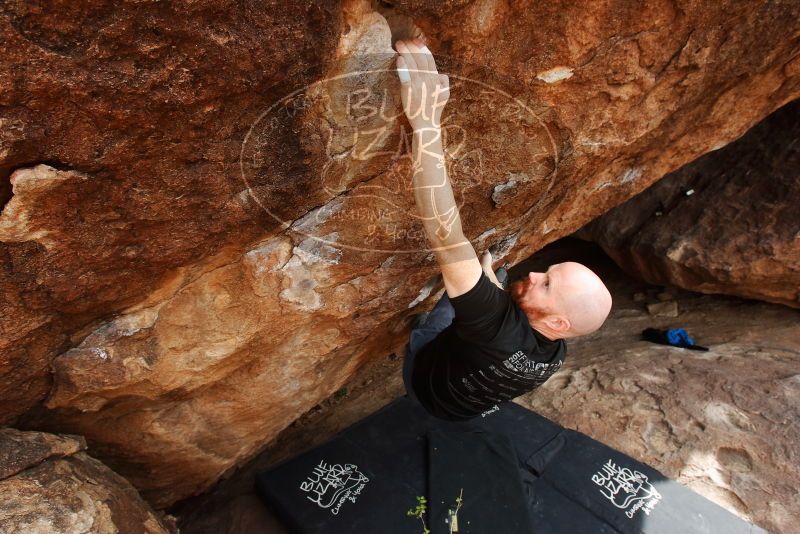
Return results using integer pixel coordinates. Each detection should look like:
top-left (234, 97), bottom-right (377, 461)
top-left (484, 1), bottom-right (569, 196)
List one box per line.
top-left (171, 238), bottom-right (799, 533)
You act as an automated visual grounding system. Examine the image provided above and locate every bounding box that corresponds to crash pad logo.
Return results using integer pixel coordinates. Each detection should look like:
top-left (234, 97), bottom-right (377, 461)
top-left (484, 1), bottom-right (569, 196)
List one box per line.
top-left (299, 459), bottom-right (369, 515)
top-left (480, 404), bottom-right (500, 418)
top-left (591, 459), bottom-right (662, 519)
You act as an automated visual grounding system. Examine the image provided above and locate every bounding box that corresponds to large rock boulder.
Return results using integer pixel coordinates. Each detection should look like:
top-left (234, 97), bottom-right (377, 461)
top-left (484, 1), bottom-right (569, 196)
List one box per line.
top-left (2, 0), bottom-right (798, 505)
top-left (0, 428), bottom-right (172, 533)
top-left (583, 99), bottom-right (800, 307)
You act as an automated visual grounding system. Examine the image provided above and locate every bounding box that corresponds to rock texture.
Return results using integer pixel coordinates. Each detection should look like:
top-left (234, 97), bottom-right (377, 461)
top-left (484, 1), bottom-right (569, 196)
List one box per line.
top-left (1, 0), bottom-right (799, 506)
top-left (583, 99), bottom-right (800, 308)
top-left (0, 428), bottom-right (172, 534)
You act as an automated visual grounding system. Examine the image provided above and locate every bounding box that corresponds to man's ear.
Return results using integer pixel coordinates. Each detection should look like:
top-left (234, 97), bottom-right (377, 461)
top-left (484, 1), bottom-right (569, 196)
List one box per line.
top-left (544, 315), bottom-right (571, 334)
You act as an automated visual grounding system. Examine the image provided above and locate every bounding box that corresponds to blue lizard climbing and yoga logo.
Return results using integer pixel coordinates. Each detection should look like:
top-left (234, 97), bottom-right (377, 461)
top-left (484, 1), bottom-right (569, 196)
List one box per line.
top-left (591, 458), bottom-right (663, 519)
top-left (299, 459), bottom-right (370, 515)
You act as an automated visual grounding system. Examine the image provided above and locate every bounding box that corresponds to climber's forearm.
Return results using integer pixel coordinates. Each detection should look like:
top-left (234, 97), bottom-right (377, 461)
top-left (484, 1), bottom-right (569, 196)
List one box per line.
top-left (396, 38), bottom-right (480, 295)
top-left (411, 127), bottom-right (472, 262)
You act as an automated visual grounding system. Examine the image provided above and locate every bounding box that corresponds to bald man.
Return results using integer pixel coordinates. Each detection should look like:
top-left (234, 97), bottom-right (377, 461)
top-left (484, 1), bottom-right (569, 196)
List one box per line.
top-left (395, 38), bottom-right (612, 420)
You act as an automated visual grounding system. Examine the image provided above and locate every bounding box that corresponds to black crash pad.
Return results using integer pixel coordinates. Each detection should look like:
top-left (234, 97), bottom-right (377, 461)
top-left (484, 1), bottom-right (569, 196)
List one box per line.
top-left (427, 428), bottom-right (534, 534)
top-left (255, 396), bottom-right (769, 534)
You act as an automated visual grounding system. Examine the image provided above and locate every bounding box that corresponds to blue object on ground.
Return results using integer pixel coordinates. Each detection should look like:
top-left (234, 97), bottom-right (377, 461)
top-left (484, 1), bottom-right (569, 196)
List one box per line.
top-left (666, 328), bottom-right (695, 346)
top-left (642, 327), bottom-right (708, 351)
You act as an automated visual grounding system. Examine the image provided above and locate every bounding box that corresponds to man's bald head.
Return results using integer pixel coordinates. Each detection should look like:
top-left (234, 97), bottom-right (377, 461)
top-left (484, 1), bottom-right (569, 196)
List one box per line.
top-left (552, 262), bottom-right (613, 336)
top-left (510, 261), bottom-right (612, 339)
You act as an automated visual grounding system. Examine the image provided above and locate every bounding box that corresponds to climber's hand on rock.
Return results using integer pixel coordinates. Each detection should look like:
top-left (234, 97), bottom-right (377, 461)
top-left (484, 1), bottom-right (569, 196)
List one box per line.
top-left (395, 38), bottom-right (450, 131)
top-left (480, 250), bottom-right (493, 272)
top-left (481, 250), bottom-right (504, 290)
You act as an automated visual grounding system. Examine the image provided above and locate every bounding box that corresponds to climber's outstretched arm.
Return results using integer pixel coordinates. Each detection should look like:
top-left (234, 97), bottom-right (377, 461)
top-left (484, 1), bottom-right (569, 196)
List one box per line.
top-left (395, 38), bottom-right (482, 298)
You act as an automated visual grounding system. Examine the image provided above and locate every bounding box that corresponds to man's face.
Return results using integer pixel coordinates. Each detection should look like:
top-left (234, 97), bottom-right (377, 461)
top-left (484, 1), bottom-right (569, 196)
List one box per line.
top-left (510, 264), bottom-right (560, 316)
top-left (510, 261), bottom-right (612, 337)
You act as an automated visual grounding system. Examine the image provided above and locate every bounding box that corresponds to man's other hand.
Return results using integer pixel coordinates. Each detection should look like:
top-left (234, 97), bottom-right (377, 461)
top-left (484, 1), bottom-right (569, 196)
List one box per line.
top-left (481, 251), bottom-right (505, 290)
top-left (395, 38), bottom-right (450, 131)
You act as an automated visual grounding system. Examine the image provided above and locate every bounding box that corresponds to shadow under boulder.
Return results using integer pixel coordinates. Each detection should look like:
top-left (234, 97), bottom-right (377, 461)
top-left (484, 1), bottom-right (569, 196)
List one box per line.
top-left (582, 99), bottom-right (800, 308)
